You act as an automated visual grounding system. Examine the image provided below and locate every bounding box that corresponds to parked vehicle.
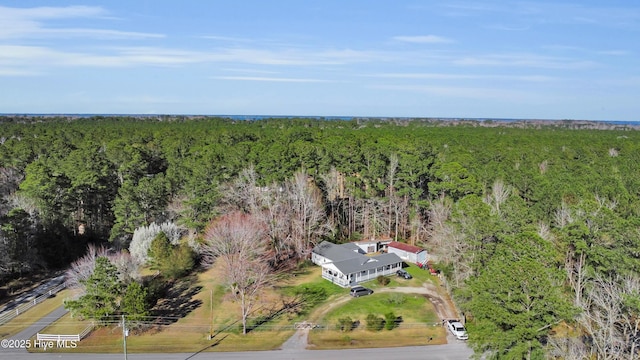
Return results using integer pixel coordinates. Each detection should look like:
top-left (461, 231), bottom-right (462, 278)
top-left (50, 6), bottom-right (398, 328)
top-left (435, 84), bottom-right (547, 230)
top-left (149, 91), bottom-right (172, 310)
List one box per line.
top-left (396, 269), bottom-right (413, 279)
top-left (445, 319), bottom-right (468, 340)
top-left (349, 286), bottom-right (374, 297)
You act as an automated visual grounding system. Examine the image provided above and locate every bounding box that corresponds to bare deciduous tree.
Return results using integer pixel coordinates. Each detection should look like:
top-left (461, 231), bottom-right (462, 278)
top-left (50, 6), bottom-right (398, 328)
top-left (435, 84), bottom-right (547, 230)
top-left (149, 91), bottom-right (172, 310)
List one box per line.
top-left (426, 194), bottom-right (452, 248)
top-left (546, 335), bottom-right (590, 360)
top-left (6, 193), bottom-right (37, 217)
top-left (483, 179), bottom-right (511, 216)
top-left (220, 166), bottom-right (262, 214)
top-left (386, 153), bottom-right (399, 239)
top-left (221, 168), bottom-right (333, 266)
top-left (0, 167), bottom-right (23, 197)
top-left (425, 195), bottom-right (473, 286)
top-left (574, 274), bottom-right (640, 360)
top-left (202, 212), bottom-right (273, 335)
top-left (286, 170), bottom-right (331, 258)
top-left (65, 244), bottom-right (139, 291)
top-left (129, 221), bottom-right (184, 264)
top-left (565, 248), bottom-right (587, 308)
top-left (536, 221), bottom-right (554, 242)
top-left (554, 201), bottom-right (574, 228)
top-left (594, 193), bottom-right (618, 211)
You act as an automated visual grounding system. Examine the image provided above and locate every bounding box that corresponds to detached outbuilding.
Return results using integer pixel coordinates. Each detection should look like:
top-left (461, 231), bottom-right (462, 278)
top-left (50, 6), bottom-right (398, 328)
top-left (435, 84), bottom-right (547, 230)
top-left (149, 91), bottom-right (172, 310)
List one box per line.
top-left (387, 241), bottom-right (428, 266)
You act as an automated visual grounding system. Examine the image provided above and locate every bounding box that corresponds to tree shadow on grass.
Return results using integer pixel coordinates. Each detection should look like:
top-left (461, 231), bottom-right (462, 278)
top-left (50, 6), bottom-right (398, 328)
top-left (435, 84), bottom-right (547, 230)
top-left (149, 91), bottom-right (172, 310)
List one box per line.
top-left (150, 274), bottom-right (203, 325)
top-left (244, 298), bottom-right (306, 334)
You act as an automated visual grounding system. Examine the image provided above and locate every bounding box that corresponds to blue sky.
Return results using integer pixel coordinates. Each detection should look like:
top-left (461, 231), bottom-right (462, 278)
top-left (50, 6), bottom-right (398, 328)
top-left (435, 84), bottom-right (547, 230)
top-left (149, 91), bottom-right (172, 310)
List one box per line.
top-left (1, 1), bottom-right (639, 120)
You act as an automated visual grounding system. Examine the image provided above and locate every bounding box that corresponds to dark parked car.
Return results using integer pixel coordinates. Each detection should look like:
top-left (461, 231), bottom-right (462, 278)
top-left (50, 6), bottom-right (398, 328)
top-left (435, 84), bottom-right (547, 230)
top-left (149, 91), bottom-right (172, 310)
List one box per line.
top-left (350, 286), bottom-right (374, 297)
top-left (397, 269), bottom-right (413, 279)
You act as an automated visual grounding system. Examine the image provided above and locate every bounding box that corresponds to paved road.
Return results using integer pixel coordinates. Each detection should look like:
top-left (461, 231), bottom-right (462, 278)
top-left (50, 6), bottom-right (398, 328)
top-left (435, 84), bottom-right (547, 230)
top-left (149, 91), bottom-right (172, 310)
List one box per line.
top-left (3, 315), bottom-right (472, 359)
top-left (1, 342), bottom-right (473, 359)
top-left (0, 305), bottom-right (69, 356)
top-left (1, 281), bottom-right (473, 359)
top-left (0, 276), bottom-right (65, 315)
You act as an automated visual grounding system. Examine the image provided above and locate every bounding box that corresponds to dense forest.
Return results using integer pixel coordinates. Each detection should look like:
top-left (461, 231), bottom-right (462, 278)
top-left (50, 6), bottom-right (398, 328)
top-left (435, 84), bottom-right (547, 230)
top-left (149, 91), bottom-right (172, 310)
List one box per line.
top-left (1, 116), bottom-right (639, 358)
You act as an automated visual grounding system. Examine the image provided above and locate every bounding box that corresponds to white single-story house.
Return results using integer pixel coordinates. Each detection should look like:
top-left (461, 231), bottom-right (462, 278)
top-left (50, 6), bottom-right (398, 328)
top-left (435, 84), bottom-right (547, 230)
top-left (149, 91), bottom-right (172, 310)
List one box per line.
top-left (312, 241), bottom-right (403, 287)
top-left (387, 241), bottom-right (428, 265)
top-left (311, 241), bottom-right (364, 266)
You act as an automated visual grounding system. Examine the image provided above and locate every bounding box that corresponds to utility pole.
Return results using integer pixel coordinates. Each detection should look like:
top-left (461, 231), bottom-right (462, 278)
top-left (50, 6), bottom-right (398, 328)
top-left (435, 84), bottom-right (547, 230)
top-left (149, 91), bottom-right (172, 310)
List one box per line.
top-left (209, 289), bottom-right (214, 339)
top-left (122, 314), bottom-right (128, 360)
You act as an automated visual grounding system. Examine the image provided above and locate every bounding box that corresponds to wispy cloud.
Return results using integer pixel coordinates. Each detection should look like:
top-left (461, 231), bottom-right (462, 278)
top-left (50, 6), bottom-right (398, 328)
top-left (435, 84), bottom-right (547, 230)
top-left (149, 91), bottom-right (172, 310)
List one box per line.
top-left (34, 28), bottom-right (163, 39)
top-left (543, 45), bottom-right (631, 57)
top-left (371, 84), bottom-right (534, 101)
top-left (439, 2), bottom-right (640, 29)
top-left (220, 68), bottom-right (279, 74)
top-left (453, 53), bottom-right (597, 69)
top-left (199, 35), bottom-right (254, 43)
top-left (370, 72), bottom-right (555, 82)
top-left (212, 76), bottom-right (331, 83)
top-left (0, 5), bottom-right (164, 39)
top-left (0, 5), bottom-right (105, 19)
top-left (0, 44), bottom-right (386, 76)
top-left (597, 50), bottom-right (629, 56)
top-left (438, 2), bottom-right (516, 17)
top-left (393, 35), bottom-right (453, 44)
top-left (0, 68), bottom-right (40, 76)
top-left (0, 45), bottom-right (198, 69)
top-left (484, 24), bottom-right (530, 31)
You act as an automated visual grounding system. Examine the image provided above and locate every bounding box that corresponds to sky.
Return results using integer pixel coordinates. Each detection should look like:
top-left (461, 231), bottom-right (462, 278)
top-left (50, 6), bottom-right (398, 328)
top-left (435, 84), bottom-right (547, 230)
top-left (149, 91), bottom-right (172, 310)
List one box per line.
top-left (0, 1), bottom-right (639, 121)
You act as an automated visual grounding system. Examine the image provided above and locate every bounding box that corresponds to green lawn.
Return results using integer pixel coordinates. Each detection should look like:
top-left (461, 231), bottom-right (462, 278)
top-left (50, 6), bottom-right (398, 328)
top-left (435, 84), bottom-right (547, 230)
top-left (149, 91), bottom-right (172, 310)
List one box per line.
top-left (358, 264), bottom-right (438, 291)
top-left (29, 262), bottom-right (446, 352)
top-left (323, 292), bottom-right (438, 325)
top-left (279, 269), bottom-right (344, 313)
top-left (308, 326), bottom-right (446, 349)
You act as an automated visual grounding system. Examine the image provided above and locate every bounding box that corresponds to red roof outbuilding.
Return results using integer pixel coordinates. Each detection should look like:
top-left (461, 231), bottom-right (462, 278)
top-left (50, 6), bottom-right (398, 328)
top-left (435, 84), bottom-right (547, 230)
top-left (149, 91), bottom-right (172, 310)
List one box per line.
top-left (387, 241), bottom-right (425, 254)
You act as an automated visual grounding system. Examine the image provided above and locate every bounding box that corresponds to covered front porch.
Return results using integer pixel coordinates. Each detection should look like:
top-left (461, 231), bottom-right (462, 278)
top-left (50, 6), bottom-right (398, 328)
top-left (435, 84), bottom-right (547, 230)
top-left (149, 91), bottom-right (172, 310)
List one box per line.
top-left (350, 262), bottom-right (402, 284)
top-left (321, 261), bottom-right (402, 288)
top-left (321, 266), bottom-right (351, 287)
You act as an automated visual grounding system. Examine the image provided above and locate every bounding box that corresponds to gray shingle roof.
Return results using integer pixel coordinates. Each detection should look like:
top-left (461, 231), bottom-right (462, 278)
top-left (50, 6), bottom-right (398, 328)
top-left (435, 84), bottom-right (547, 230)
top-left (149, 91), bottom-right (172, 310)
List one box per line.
top-left (313, 241), bottom-right (364, 262)
top-left (332, 253), bottom-right (402, 275)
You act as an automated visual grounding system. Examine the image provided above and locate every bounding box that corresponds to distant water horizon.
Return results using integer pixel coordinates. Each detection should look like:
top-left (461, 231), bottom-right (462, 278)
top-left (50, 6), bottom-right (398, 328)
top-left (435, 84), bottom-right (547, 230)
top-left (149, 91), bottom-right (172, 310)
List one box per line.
top-left (1, 113), bottom-right (638, 126)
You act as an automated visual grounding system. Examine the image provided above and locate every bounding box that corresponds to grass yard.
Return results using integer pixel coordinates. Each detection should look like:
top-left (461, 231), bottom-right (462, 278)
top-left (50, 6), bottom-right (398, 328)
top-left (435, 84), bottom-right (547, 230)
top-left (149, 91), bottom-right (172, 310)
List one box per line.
top-left (309, 326), bottom-right (445, 349)
top-left (39, 263), bottom-right (321, 353)
top-left (366, 264), bottom-right (439, 291)
top-left (0, 289), bottom-right (72, 338)
top-left (307, 291), bottom-right (446, 349)
top-left (322, 292), bottom-right (439, 325)
top-left (305, 263), bottom-right (446, 349)
top-left (31, 262), bottom-right (448, 353)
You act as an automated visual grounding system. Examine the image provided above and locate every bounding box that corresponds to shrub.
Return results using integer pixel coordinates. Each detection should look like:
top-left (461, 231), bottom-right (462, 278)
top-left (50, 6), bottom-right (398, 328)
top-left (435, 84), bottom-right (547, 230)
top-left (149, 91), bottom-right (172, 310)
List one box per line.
top-left (384, 293), bottom-right (407, 305)
top-left (148, 233), bottom-right (195, 279)
top-left (337, 317), bottom-right (354, 332)
top-left (366, 313), bottom-right (384, 331)
top-left (384, 312), bottom-right (397, 330)
top-left (376, 275), bottom-right (390, 286)
top-left (130, 222), bottom-right (184, 264)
